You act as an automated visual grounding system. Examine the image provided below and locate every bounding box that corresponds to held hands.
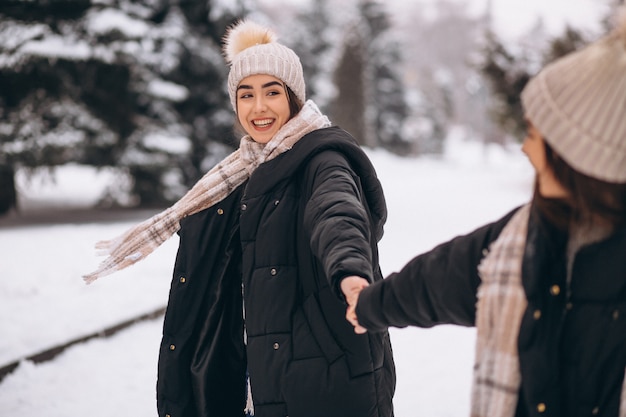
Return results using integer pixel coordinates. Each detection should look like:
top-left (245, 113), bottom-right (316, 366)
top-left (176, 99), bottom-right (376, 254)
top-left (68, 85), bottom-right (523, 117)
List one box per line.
top-left (340, 276), bottom-right (369, 334)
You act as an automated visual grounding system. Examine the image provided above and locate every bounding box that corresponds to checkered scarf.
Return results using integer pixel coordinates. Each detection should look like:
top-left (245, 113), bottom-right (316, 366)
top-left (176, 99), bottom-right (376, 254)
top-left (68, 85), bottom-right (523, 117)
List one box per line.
top-left (472, 204), bottom-right (530, 417)
top-left (83, 100), bottom-right (330, 283)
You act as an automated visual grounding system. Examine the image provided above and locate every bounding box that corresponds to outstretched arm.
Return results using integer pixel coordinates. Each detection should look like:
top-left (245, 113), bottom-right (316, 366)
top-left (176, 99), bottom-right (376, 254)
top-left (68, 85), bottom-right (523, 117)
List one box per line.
top-left (303, 151), bottom-right (375, 293)
top-left (348, 207), bottom-right (519, 333)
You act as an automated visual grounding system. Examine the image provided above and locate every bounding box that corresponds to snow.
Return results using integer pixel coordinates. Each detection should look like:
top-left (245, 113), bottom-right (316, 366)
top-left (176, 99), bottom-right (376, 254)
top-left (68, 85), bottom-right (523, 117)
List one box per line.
top-left (87, 8), bottom-right (150, 38)
top-left (19, 36), bottom-right (92, 61)
top-left (142, 132), bottom-right (192, 155)
top-left (0, 130), bottom-right (534, 416)
top-left (14, 164), bottom-right (134, 209)
top-left (0, 22), bottom-right (47, 51)
top-left (147, 79), bottom-right (189, 102)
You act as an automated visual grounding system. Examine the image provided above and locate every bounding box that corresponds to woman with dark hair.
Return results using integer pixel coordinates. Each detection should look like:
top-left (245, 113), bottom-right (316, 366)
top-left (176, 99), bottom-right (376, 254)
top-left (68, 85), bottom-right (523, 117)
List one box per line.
top-left (85, 19), bottom-right (395, 417)
top-left (342, 14), bottom-right (626, 417)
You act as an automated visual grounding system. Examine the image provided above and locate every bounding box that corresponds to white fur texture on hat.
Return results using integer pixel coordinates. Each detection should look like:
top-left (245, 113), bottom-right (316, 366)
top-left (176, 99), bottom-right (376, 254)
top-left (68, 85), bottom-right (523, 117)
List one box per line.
top-left (521, 13), bottom-right (626, 183)
top-left (223, 19), bottom-right (306, 111)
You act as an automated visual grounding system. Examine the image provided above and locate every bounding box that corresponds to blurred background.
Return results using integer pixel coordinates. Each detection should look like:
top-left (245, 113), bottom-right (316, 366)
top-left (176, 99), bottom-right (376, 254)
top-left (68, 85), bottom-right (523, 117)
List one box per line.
top-left (0, 0), bottom-right (621, 216)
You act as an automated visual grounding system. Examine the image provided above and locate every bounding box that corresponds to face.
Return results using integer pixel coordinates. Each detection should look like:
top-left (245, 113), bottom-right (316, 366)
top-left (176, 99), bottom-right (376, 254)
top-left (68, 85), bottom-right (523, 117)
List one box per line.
top-left (522, 118), bottom-right (568, 198)
top-left (236, 74), bottom-right (291, 144)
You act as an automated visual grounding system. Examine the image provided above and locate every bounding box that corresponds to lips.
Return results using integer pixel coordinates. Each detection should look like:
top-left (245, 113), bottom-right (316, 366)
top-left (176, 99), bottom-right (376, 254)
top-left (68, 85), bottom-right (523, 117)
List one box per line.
top-left (252, 118), bottom-right (274, 129)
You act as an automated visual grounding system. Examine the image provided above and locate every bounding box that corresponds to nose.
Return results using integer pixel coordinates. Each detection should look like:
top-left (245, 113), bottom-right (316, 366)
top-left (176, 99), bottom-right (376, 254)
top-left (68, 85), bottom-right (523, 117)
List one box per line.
top-left (253, 95), bottom-right (267, 112)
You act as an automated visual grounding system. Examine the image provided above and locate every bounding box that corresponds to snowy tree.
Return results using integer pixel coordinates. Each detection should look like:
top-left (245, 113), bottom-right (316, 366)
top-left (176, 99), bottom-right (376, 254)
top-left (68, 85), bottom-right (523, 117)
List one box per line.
top-left (0, 0), bottom-right (245, 213)
top-left (477, 0), bottom-right (618, 143)
top-left (395, 0), bottom-right (487, 151)
top-left (478, 25), bottom-right (589, 141)
top-left (330, 0), bottom-right (410, 154)
top-left (360, 0), bottom-right (410, 155)
top-left (477, 30), bottom-right (533, 142)
top-left (331, 24), bottom-right (368, 147)
top-left (284, 0), bottom-right (336, 109)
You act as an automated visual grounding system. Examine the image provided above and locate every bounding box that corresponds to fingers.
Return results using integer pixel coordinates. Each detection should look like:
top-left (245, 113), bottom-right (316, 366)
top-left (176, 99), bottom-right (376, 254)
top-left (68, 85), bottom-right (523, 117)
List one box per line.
top-left (346, 303), bottom-right (368, 334)
top-left (340, 276), bottom-right (369, 334)
top-left (340, 276), bottom-right (369, 304)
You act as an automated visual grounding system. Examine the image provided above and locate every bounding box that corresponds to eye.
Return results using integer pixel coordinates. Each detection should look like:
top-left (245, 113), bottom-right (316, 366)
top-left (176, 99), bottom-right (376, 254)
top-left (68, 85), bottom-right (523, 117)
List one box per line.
top-left (239, 92), bottom-right (253, 100)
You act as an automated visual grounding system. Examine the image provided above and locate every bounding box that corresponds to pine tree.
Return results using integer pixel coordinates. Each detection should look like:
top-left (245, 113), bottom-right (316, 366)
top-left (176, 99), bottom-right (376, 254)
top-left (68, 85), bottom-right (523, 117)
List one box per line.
top-left (477, 0), bottom-right (623, 143)
top-left (330, 0), bottom-right (409, 154)
top-left (360, 0), bottom-right (410, 154)
top-left (286, 0), bottom-right (335, 108)
top-left (478, 25), bottom-right (588, 141)
top-left (0, 0), bottom-right (244, 213)
top-left (331, 25), bottom-right (368, 147)
top-left (396, 0), bottom-right (487, 152)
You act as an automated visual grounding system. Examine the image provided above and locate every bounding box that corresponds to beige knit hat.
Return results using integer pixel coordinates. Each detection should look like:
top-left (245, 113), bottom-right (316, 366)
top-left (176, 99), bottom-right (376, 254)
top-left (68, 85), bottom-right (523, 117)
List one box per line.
top-left (223, 19), bottom-right (306, 111)
top-left (521, 15), bottom-right (626, 183)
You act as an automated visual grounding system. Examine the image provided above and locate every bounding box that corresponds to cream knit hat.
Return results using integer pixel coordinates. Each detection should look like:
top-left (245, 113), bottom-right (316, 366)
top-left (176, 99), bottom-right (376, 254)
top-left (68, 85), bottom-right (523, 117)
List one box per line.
top-left (521, 16), bottom-right (626, 183)
top-left (223, 19), bottom-right (306, 111)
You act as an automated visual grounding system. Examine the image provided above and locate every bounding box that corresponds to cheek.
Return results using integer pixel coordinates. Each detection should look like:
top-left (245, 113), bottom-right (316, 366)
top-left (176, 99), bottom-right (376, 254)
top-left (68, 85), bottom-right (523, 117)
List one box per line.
top-left (523, 140), bottom-right (545, 173)
top-left (236, 107), bottom-right (248, 127)
top-left (278, 98), bottom-right (292, 120)
top-left (532, 148), bottom-right (548, 172)
top-left (236, 112), bottom-right (254, 137)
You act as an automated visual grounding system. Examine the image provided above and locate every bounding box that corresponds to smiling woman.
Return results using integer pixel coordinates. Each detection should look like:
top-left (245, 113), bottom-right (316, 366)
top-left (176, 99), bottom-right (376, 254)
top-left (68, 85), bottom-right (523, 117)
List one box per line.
top-left (84, 18), bottom-right (396, 417)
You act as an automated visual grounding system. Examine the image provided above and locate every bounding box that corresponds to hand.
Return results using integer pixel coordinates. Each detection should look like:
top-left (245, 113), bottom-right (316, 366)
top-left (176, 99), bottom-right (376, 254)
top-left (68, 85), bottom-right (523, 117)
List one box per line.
top-left (340, 276), bottom-right (369, 334)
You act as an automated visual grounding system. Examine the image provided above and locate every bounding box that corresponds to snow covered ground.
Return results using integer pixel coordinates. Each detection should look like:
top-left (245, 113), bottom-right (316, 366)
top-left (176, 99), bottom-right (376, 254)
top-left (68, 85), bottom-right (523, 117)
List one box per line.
top-left (0, 131), bottom-right (534, 416)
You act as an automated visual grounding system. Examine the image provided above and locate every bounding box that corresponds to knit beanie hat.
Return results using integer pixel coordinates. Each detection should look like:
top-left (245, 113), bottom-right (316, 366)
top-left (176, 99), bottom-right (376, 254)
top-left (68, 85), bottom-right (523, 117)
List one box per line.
top-left (521, 15), bottom-right (626, 183)
top-left (223, 19), bottom-right (306, 111)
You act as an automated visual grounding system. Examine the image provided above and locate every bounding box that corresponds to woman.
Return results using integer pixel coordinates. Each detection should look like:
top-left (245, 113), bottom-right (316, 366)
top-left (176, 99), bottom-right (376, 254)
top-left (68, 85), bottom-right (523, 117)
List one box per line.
top-left (343, 16), bottom-right (626, 417)
top-left (84, 20), bottom-right (395, 417)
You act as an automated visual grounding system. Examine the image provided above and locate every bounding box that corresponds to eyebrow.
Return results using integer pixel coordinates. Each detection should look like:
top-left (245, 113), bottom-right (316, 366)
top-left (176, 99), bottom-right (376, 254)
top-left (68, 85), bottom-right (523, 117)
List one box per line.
top-left (237, 81), bottom-right (284, 91)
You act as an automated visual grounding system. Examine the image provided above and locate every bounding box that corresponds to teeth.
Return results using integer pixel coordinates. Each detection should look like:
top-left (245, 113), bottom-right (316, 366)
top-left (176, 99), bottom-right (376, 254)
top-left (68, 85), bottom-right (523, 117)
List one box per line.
top-left (253, 119), bottom-right (273, 127)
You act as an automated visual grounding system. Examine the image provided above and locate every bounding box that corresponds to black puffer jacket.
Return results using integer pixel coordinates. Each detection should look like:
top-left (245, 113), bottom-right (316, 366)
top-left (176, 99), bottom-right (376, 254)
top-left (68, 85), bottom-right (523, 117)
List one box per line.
top-left (356, 204), bottom-right (626, 416)
top-left (157, 126), bottom-right (395, 417)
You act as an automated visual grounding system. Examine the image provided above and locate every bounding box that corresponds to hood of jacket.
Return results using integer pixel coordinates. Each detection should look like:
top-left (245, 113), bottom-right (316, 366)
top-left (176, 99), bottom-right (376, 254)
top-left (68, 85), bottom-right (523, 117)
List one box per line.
top-left (244, 125), bottom-right (387, 242)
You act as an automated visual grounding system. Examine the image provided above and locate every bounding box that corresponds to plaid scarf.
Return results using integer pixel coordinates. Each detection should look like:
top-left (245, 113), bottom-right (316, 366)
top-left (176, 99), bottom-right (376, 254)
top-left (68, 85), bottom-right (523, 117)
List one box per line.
top-left (83, 100), bottom-right (330, 283)
top-left (473, 203), bottom-right (626, 416)
top-left (472, 204), bottom-right (530, 417)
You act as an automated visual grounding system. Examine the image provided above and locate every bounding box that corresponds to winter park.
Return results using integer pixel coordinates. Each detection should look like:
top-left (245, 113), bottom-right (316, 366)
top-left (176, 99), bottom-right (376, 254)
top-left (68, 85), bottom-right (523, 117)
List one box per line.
top-left (0, 0), bottom-right (617, 416)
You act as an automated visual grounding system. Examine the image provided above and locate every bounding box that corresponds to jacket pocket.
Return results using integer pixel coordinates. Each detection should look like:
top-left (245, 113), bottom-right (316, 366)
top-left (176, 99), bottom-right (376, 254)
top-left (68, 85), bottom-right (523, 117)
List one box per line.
top-left (296, 293), bottom-right (343, 364)
top-left (292, 307), bottom-right (324, 360)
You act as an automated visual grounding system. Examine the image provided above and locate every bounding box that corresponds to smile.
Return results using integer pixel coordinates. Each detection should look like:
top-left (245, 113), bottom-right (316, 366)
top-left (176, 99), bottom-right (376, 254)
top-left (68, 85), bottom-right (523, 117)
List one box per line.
top-left (252, 118), bottom-right (274, 128)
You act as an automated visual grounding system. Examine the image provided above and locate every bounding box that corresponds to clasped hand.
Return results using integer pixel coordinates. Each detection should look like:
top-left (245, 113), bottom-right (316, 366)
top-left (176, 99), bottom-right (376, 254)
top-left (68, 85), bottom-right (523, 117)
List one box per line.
top-left (340, 276), bottom-right (369, 334)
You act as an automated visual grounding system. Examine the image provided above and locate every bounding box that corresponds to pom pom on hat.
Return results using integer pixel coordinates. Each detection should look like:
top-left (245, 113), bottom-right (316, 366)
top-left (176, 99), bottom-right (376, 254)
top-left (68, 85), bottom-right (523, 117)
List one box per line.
top-left (521, 11), bottom-right (626, 183)
top-left (223, 20), bottom-right (277, 64)
top-left (223, 19), bottom-right (306, 111)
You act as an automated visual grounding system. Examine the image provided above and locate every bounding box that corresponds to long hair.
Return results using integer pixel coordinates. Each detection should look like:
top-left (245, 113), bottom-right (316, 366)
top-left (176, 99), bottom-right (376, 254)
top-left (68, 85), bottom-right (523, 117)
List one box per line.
top-left (534, 140), bottom-right (626, 230)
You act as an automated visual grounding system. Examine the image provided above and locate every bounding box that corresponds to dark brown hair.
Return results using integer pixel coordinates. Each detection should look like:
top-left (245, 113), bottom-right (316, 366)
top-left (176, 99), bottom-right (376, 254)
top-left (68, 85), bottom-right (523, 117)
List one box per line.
top-left (534, 140), bottom-right (626, 229)
top-left (285, 85), bottom-right (304, 118)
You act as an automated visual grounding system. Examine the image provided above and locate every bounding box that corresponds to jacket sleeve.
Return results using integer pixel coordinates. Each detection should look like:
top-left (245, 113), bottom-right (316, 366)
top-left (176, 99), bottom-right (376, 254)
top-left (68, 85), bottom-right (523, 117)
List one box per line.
top-left (302, 150), bottom-right (375, 293)
top-left (355, 207), bottom-right (519, 331)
